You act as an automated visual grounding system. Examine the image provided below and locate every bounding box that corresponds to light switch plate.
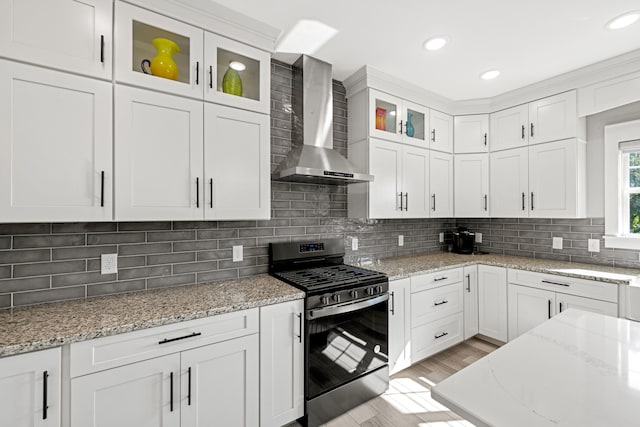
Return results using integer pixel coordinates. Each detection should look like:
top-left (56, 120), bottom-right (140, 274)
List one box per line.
top-left (398, 235), bottom-right (404, 246)
top-left (351, 237), bottom-right (358, 251)
top-left (439, 232), bottom-right (444, 243)
top-left (475, 232), bottom-right (483, 243)
top-left (101, 253), bottom-right (118, 275)
top-left (552, 237), bottom-right (563, 250)
top-left (588, 239), bottom-right (600, 253)
top-left (233, 245), bottom-right (243, 262)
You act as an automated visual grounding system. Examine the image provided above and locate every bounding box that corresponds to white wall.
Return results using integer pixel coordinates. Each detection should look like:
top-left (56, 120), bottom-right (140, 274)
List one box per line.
top-left (586, 100), bottom-right (640, 217)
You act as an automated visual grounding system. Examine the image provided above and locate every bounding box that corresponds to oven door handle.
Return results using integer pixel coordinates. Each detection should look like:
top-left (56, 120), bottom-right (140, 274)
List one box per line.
top-left (306, 293), bottom-right (388, 320)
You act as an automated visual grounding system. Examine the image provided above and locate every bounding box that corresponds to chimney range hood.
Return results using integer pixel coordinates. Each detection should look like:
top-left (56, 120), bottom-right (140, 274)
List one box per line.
top-left (272, 55), bottom-right (373, 185)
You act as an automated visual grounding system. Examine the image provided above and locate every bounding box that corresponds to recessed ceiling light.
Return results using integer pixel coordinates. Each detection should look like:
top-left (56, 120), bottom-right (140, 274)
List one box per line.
top-left (423, 37), bottom-right (448, 51)
top-left (481, 70), bottom-right (500, 80)
top-left (607, 11), bottom-right (640, 30)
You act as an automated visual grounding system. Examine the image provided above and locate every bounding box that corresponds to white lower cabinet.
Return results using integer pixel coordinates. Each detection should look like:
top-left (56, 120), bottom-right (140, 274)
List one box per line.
top-left (0, 347), bottom-right (61, 427)
top-left (462, 266), bottom-right (479, 339)
top-left (260, 300), bottom-right (304, 427)
top-left (477, 265), bottom-right (508, 342)
top-left (507, 284), bottom-right (556, 341)
top-left (389, 278), bottom-right (411, 375)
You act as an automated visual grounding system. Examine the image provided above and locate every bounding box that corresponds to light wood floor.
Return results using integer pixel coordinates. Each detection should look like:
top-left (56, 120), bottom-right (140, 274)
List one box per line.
top-left (288, 337), bottom-right (500, 427)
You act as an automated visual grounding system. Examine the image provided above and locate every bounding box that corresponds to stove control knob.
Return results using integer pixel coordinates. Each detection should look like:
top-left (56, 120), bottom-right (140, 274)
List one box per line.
top-left (350, 290), bottom-right (358, 299)
top-left (321, 296), bottom-right (330, 305)
top-left (377, 285), bottom-right (383, 293)
top-left (333, 294), bottom-right (341, 303)
top-left (367, 287), bottom-right (375, 296)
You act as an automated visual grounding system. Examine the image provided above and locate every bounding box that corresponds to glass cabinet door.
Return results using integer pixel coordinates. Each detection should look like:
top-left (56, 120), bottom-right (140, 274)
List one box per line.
top-left (114, 2), bottom-right (204, 99)
top-left (204, 32), bottom-right (270, 114)
top-left (368, 89), bottom-right (403, 143)
top-left (403, 100), bottom-right (429, 147)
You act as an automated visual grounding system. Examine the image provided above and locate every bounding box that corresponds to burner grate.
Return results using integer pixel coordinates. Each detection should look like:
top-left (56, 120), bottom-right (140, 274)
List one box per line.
top-left (274, 265), bottom-right (385, 291)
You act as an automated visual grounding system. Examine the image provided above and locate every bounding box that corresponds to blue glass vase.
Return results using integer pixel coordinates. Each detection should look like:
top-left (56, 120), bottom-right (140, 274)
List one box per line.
top-left (406, 112), bottom-right (415, 137)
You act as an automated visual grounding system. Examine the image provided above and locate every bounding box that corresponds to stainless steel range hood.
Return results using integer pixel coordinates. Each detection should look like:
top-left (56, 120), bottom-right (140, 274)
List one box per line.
top-left (272, 55), bottom-right (373, 185)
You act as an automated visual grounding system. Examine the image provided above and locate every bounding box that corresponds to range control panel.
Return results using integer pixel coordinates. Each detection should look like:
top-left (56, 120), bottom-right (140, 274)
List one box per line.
top-left (299, 243), bottom-right (325, 253)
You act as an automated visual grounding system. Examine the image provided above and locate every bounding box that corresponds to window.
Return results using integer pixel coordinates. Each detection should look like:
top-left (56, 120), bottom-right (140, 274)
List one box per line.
top-left (604, 119), bottom-right (640, 249)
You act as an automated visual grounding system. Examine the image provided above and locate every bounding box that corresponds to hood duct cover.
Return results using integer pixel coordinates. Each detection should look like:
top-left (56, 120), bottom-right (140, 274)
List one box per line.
top-left (272, 55), bottom-right (373, 185)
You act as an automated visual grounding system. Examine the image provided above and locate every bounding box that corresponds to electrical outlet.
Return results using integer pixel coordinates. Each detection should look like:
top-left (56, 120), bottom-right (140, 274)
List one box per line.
top-left (552, 237), bottom-right (563, 250)
top-left (233, 245), bottom-right (243, 262)
top-left (398, 235), bottom-right (404, 246)
top-left (101, 253), bottom-right (118, 275)
top-left (475, 232), bottom-right (483, 243)
top-left (588, 239), bottom-right (600, 253)
top-left (351, 237), bottom-right (358, 251)
top-left (439, 232), bottom-right (444, 243)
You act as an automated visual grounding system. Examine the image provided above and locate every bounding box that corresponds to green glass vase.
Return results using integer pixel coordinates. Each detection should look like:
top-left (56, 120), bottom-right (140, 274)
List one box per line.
top-left (222, 66), bottom-right (243, 97)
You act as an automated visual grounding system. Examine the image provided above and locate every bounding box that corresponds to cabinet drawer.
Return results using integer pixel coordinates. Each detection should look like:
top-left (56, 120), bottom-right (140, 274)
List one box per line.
top-left (411, 282), bottom-right (463, 327)
top-left (70, 308), bottom-right (258, 378)
top-left (411, 313), bottom-right (463, 362)
top-left (411, 268), bottom-right (463, 293)
top-left (507, 269), bottom-right (617, 303)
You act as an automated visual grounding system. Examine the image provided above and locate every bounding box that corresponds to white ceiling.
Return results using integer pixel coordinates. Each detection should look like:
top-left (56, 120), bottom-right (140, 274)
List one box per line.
top-left (210, 0), bottom-right (640, 101)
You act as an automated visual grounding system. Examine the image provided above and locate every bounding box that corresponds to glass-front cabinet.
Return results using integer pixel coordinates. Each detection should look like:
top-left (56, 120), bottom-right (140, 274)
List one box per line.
top-left (205, 33), bottom-right (270, 114)
top-left (368, 89), bottom-right (428, 147)
top-left (115, 2), bottom-right (204, 99)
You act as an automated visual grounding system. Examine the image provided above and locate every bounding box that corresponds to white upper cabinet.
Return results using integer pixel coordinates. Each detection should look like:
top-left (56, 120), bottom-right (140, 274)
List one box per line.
top-left (368, 139), bottom-right (403, 218)
top-left (0, 0), bottom-right (112, 80)
top-left (402, 146), bottom-right (431, 218)
top-left (115, 86), bottom-right (204, 221)
top-left (204, 32), bottom-right (270, 114)
top-left (429, 110), bottom-right (454, 153)
top-left (366, 89), bottom-right (429, 146)
top-left (0, 60), bottom-right (112, 222)
top-left (490, 147), bottom-right (529, 217)
top-left (115, 2), bottom-right (204, 99)
top-left (402, 100), bottom-right (430, 147)
top-left (429, 151), bottom-right (453, 217)
top-left (528, 91), bottom-right (578, 145)
top-left (204, 104), bottom-right (270, 220)
top-left (489, 104), bottom-right (529, 151)
top-left (454, 114), bottom-right (489, 153)
top-left (454, 154), bottom-right (489, 218)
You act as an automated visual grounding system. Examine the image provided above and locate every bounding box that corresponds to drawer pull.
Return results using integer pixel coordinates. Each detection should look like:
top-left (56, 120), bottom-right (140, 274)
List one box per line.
top-left (434, 331), bottom-right (448, 339)
top-left (541, 280), bottom-right (570, 287)
top-left (433, 277), bottom-right (447, 282)
top-left (158, 332), bottom-right (202, 345)
top-left (434, 300), bottom-right (448, 306)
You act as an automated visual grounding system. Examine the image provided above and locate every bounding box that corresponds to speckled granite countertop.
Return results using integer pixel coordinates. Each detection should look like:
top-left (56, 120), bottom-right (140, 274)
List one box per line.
top-left (357, 252), bottom-right (640, 285)
top-left (0, 274), bottom-right (303, 357)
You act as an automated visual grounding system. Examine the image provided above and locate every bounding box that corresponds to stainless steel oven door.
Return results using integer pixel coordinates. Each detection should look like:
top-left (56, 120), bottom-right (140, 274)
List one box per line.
top-left (305, 294), bottom-right (389, 399)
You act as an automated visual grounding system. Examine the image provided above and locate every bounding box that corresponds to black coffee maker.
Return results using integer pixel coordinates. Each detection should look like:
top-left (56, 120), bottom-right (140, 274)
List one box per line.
top-left (452, 227), bottom-right (475, 254)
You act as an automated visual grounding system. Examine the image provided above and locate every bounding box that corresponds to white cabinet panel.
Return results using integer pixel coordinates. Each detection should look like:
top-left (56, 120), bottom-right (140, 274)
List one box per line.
top-left (389, 279), bottom-right (411, 375)
top-left (115, 85), bottom-right (204, 221)
top-left (557, 293), bottom-right (618, 317)
top-left (454, 153), bottom-right (489, 217)
top-left (478, 265), bottom-right (508, 342)
top-left (429, 110), bottom-right (454, 153)
top-left (454, 114), bottom-right (489, 153)
top-left (508, 284), bottom-right (555, 341)
top-left (0, 0), bottom-right (112, 79)
top-left (402, 146), bottom-right (430, 218)
top-left (0, 347), bottom-right (61, 427)
top-left (369, 139), bottom-right (402, 218)
top-left (489, 147), bottom-right (529, 217)
top-left (71, 354), bottom-right (181, 427)
top-left (368, 89), bottom-right (404, 143)
top-left (260, 300), bottom-right (304, 427)
top-left (430, 151), bottom-right (453, 217)
top-left (402, 100), bottom-right (430, 147)
top-left (489, 104), bottom-right (528, 151)
top-left (411, 283), bottom-right (463, 328)
top-left (528, 91), bottom-right (577, 144)
top-left (204, 104), bottom-right (270, 220)
top-left (411, 313), bottom-right (463, 362)
top-left (463, 266), bottom-right (479, 340)
top-left (0, 60), bottom-right (112, 222)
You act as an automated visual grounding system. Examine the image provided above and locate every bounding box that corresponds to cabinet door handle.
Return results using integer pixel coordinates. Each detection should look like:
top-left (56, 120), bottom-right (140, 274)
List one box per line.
top-left (484, 194), bottom-right (488, 211)
top-left (522, 124), bottom-right (525, 139)
top-left (390, 291), bottom-right (395, 315)
top-left (195, 61), bottom-right (200, 85)
top-left (209, 65), bottom-right (213, 89)
top-left (296, 312), bottom-right (303, 343)
top-left (170, 371), bottom-right (174, 412)
top-left (209, 178), bottom-right (213, 208)
top-left (100, 171), bottom-right (105, 207)
top-left (398, 192), bottom-right (403, 211)
top-left (158, 332), bottom-right (202, 345)
top-left (522, 192), bottom-right (525, 211)
top-left (559, 302), bottom-right (563, 313)
top-left (404, 193), bottom-right (408, 211)
top-left (196, 178), bottom-right (200, 208)
top-left (530, 123), bottom-right (534, 137)
top-left (431, 129), bottom-right (436, 142)
top-left (43, 370), bottom-right (49, 420)
top-left (100, 35), bottom-right (105, 63)
top-left (541, 280), bottom-right (570, 287)
top-left (187, 366), bottom-right (192, 405)
top-left (530, 192), bottom-right (534, 211)
top-left (399, 120), bottom-right (403, 134)
top-left (434, 300), bottom-right (448, 306)
top-left (434, 331), bottom-right (448, 339)
top-left (466, 274), bottom-right (471, 292)
top-left (484, 132), bottom-right (487, 146)
top-left (432, 194), bottom-right (436, 211)
top-left (548, 299), bottom-right (552, 319)
top-left (433, 276), bottom-right (447, 282)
